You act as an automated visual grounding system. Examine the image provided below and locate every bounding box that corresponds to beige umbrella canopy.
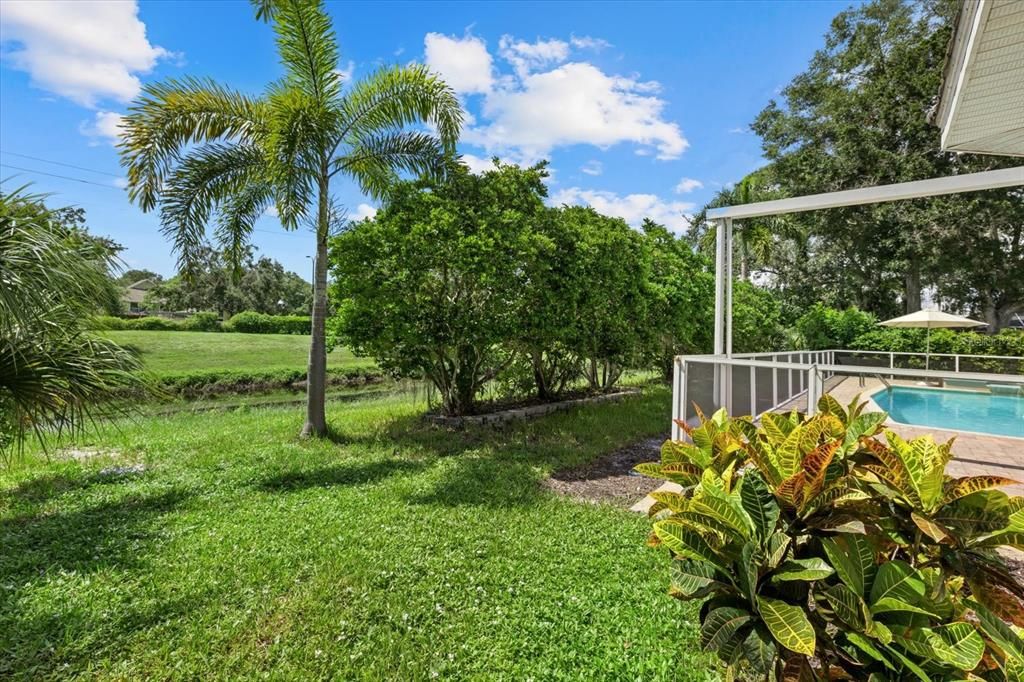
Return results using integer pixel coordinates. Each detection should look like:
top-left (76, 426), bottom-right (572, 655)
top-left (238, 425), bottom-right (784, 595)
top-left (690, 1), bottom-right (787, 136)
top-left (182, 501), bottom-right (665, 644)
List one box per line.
top-left (878, 310), bottom-right (987, 370)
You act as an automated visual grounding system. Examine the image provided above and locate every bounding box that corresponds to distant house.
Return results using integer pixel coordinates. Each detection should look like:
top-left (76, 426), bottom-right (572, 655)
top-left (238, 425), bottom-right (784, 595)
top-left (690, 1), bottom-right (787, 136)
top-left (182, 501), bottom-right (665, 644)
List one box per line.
top-left (122, 278), bottom-right (159, 314)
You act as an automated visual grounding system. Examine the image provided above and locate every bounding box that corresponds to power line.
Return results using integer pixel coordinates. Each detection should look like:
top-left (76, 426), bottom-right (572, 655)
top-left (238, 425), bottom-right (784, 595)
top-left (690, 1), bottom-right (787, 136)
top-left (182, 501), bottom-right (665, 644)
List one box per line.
top-left (0, 150), bottom-right (123, 178)
top-left (1, 161), bottom-right (304, 237)
top-left (1, 163), bottom-right (122, 189)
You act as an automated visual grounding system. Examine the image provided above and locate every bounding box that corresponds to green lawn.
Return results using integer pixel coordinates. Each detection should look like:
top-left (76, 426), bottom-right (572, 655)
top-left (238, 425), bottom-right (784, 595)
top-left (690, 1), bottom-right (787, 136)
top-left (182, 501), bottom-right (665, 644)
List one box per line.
top-left (0, 387), bottom-right (712, 679)
top-left (102, 330), bottom-right (374, 376)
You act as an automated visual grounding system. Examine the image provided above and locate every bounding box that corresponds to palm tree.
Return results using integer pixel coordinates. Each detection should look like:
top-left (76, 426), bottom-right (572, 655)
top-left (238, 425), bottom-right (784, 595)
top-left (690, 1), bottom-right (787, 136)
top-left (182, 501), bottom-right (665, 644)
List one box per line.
top-left (1, 186), bottom-right (144, 464)
top-left (119, 0), bottom-right (462, 437)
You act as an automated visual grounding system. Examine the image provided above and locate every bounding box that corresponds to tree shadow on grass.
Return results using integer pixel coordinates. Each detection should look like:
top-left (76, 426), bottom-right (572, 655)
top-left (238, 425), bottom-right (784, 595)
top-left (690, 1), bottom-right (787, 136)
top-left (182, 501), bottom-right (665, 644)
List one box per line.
top-left (366, 392), bottom-right (667, 508)
top-left (1, 487), bottom-right (193, 676)
top-left (258, 458), bottom-right (425, 492)
top-left (2, 471), bottom-right (93, 504)
top-left (3, 467), bottom-right (149, 506)
top-left (0, 488), bottom-right (189, 588)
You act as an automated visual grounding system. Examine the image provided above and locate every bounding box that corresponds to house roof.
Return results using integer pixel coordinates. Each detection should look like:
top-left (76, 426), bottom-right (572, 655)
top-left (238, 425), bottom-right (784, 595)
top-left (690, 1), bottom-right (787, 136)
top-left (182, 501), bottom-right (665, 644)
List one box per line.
top-left (933, 0), bottom-right (1024, 157)
top-left (127, 278), bottom-right (159, 291)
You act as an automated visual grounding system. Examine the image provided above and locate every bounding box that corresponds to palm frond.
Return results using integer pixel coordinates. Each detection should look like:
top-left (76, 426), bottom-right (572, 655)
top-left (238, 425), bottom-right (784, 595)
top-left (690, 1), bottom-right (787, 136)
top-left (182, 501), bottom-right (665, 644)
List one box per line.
top-left (334, 131), bottom-right (447, 199)
top-left (251, 0), bottom-right (277, 21)
top-left (0, 185), bottom-right (120, 332)
top-left (338, 64), bottom-right (462, 154)
top-left (119, 77), bottom-right (267, 211)
top-left (215, 182), bottom-right (275, 277)
top-left (1, 188), bottom-right (146, 464)
top-left (271, 0), bottom-right (340, 104)
top-left (1, 323), bottom-right (144, 465)
top-left (265, 84), bottom-right (329, 228)
top-left (158, 143), bottom-right (267, 272)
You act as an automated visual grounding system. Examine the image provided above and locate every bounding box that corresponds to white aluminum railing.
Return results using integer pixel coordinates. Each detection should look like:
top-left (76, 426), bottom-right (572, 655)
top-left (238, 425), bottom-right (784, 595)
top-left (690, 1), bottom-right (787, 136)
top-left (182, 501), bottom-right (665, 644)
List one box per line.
top-left (670, 350), bottom-right (1024, 440)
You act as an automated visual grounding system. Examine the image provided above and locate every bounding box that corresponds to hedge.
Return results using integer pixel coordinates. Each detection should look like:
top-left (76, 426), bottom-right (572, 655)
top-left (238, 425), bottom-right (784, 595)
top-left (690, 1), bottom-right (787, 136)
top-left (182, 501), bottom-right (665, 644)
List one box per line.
top-left (90, 312), bottom-right (311, 334)
top-left (224, 311), bottom-right (311, 335)
top-left (851, 327), bottom-right (1024, 357)
top-left (151, 366), bottom-right (381, 397)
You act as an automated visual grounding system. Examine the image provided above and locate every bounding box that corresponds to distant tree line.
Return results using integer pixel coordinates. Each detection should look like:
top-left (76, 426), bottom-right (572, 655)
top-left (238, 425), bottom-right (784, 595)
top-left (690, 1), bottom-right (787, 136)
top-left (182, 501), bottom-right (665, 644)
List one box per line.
top-left (141, 247), bottom-right (312, 318)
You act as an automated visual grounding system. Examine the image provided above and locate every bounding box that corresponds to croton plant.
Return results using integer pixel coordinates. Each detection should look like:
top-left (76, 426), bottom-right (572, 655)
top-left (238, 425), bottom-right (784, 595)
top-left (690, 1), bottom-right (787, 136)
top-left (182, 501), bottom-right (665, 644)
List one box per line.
top-left (637, 394), bottom-right (1024, 681)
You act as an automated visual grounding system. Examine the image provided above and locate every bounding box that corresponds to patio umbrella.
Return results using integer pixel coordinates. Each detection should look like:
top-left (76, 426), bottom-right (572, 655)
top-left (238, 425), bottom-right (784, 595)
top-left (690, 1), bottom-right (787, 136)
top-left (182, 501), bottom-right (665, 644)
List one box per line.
top-left (878, 310), bottom-right (986, 370)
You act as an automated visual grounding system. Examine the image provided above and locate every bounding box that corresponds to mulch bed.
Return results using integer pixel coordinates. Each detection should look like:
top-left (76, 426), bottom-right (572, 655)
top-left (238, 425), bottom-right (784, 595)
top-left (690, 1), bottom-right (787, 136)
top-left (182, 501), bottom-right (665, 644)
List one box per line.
top-left (543, 435), bottom-right (667, 507)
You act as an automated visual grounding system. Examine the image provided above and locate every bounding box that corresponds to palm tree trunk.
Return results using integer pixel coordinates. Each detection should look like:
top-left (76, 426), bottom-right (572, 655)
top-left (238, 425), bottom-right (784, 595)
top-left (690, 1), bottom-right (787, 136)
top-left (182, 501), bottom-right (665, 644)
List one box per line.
top-left (301, 170), bottom-right (330, 438)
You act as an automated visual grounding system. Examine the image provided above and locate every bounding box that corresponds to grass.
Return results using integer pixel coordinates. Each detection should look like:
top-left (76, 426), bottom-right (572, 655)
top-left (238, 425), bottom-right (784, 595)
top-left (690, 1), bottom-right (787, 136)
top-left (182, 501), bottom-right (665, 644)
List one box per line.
top-left (102, 330), bottom-right (375, 377)
top-left (0, 386), bottom-right (713, 679)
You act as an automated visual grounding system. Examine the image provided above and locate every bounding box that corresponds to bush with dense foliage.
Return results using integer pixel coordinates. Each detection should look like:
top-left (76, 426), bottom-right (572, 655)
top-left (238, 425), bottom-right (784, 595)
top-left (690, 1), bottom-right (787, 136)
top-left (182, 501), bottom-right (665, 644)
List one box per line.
top-left (852, 327), bottom-right (1024, 357)
top-left (331, 162), bottom-right (547, 415)
top-left (638, 397), bottom-right (1024, 680)
top-left (329, 159), bottom-right (792, 414)
top-left (642, 219), bottom-right (715, 379)
top-left (91, 313), bottom-right (312, 335)
top-left (179, 311), bottom-right (222, 332)
top-left (797, 304), bottom-right (877, 350)
top-left (225, 312), bottom-right (311, 335)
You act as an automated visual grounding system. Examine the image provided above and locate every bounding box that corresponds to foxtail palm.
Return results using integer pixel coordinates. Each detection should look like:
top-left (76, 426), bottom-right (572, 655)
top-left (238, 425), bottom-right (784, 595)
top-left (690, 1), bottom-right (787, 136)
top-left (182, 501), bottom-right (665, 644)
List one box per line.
top-left (119, 0), bottom-right (462, 437)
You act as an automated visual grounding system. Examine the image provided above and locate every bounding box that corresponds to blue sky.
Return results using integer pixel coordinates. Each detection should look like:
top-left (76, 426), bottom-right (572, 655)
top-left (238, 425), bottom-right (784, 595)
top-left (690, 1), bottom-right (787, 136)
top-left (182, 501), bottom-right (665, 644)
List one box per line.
top-left (0, 0), bottom-right (854, 279)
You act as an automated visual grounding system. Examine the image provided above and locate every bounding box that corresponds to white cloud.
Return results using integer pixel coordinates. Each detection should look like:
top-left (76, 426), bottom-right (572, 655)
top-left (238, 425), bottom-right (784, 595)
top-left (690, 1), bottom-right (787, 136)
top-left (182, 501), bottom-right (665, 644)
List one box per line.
top-left (0, 0), bottom-right (170, 107)
top-left (460, 153), bottom-right (497, 174)
top-left (423, 32), bottom-right (686, 163)
top-left (570, 35), bottom-right (612, 51)
top-left (550, 187), bottom-right (694, 234)
top-left (580, 160), bottom-right (602, 176)
top-left (498, 35), bottom-right (569, 78)
top-left (334, 60), bottom-right (355, 82)
top-left (112, 177), bottom-right (128, 189)
top-left (353, 203), bottom-right (377, 221)
top-left (424, 32), bottom-right (493, 94)
top-left (264, 205), bottom-right (280, 218)
top-left (467, 62), bottom-right (687, 162)
top-left (674, 177), bottom-right (703, 193)
top-left (728, 126), bottom-right (748, 134)
top-left (79, 110), bottom-right (125, 145)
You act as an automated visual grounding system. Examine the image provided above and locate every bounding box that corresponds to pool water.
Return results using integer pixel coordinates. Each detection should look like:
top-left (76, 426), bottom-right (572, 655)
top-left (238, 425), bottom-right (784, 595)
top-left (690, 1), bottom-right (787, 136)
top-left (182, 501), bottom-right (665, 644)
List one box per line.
top-left (872, 386), bottom-right (1024, 438)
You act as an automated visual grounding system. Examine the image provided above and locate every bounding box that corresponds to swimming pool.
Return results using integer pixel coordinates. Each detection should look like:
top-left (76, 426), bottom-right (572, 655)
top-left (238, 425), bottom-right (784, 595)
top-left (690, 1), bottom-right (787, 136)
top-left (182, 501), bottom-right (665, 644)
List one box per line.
top-left (872, 386), bottom-right (1024, 438)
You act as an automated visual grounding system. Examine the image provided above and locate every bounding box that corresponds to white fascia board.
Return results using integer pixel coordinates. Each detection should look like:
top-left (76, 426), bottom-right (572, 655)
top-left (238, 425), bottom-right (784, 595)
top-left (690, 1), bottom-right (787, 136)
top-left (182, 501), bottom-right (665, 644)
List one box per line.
top-left (706, 166), bottom-right (1024, 221)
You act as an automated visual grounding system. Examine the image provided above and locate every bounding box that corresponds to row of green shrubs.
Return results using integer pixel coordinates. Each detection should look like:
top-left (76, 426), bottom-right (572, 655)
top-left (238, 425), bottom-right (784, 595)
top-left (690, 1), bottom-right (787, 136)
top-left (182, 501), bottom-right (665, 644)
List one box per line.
top-left (796, 303), bottom-right (1024, 356)
top-left (91, 311), bottom-right (312, 335)
top-left (149, 366), bottom-right (380, 398)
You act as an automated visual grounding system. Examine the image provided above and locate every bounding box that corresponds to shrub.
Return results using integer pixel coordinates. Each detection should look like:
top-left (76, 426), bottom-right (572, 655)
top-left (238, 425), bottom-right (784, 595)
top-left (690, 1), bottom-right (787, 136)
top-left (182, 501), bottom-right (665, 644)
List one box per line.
top-left (225, 311), bottom-right (310, 334)
top-left (130, 316), bottom-right (182, 331)
top-left (330, 162), bottom-right (549, 415)
top-left (796, 304), bottom-right (877, 350)
top-left (90, 315), bottom-right (129, 330)
top-left (637, 397), bottom-right (1024, 680)
top-left (272, 315), bottom-right (312, 335)
top-left (853, 327), bottom-right (1024, 356)
top-left (732, 282), bottom-right (786, 353)
top-left (180, 312), bottom-right (222, 332)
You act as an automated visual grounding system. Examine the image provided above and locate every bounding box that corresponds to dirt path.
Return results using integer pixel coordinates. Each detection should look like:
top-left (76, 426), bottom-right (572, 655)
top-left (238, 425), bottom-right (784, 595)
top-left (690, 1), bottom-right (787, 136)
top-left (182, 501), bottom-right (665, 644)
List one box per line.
top-left (543, 435), bottom-right (666, 507)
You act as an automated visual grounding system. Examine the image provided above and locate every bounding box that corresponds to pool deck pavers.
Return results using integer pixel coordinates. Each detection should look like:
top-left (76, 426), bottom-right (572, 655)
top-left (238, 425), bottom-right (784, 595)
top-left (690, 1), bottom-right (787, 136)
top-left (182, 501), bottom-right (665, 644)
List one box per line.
top-left (631, 375), bottom-right (1024, 513)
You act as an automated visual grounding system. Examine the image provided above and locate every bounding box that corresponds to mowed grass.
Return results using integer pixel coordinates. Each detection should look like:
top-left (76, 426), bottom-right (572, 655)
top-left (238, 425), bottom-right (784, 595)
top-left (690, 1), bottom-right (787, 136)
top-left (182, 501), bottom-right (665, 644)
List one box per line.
top-left (0, 387), bottom-right (713, 680)
top-left (102, 330), bottom-right (374, 376)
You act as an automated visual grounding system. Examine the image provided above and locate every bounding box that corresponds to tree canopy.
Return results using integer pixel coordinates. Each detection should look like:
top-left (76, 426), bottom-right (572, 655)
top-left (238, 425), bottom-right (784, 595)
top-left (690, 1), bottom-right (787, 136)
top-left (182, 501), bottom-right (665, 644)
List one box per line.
top-left (146, 248), bottom-right (311, 317)
top-left (689, 0), bottom-right (1024, 329)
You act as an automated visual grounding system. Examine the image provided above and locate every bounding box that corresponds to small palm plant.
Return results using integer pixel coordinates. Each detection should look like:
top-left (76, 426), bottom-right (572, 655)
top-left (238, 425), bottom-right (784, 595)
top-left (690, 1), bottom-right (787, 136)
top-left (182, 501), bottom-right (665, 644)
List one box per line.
top-left (118, 0), bottom-right (462, 437)
top-left (1, 186), bottom-right (144, 464)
